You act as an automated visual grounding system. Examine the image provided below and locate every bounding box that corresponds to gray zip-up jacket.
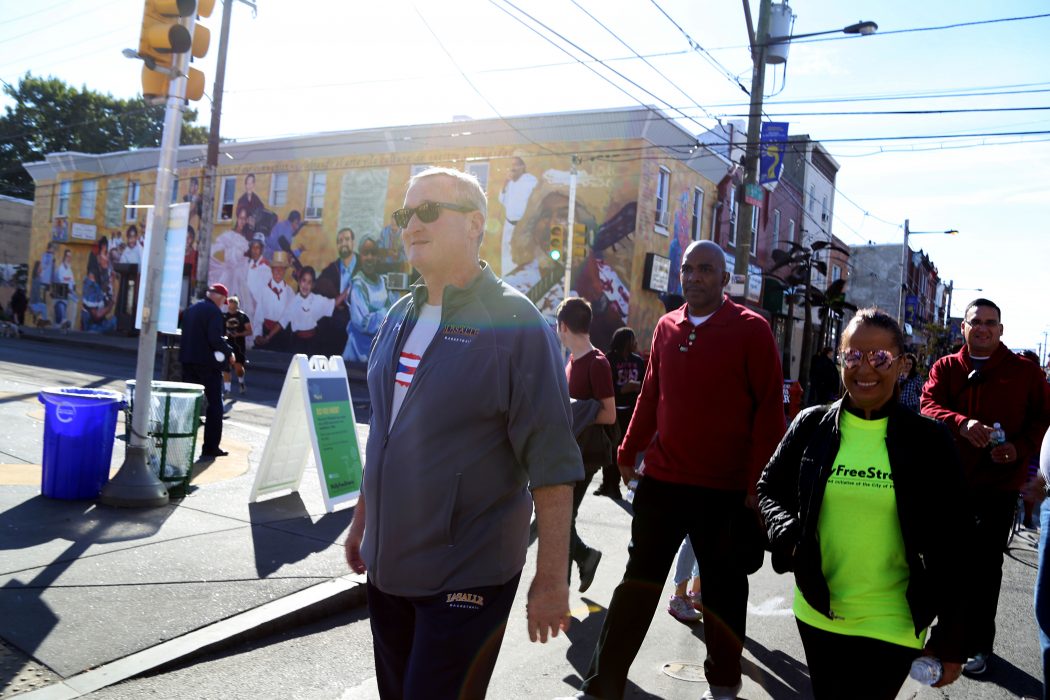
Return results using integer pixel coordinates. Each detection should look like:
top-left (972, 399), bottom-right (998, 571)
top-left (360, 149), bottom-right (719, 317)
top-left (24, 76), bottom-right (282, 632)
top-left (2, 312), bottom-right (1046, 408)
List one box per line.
top-left (360, 263), bottom-right (584, 597)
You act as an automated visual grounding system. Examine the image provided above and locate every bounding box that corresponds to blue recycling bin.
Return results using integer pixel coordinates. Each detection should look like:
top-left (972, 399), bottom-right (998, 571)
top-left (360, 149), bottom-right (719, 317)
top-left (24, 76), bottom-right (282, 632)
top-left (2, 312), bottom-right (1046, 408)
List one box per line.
top-left (38, 387), bottom-right (124, 500)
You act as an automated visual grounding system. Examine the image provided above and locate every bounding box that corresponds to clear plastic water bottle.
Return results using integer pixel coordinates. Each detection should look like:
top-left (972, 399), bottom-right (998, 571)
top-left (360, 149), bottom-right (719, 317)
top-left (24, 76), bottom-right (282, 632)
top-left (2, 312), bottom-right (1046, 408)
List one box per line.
top-left (624, 479), bottom-right (639, 504)
top-left (909, 656), bottom-right (942, 686)
top-left (989, 422), bottom-right (1006, 447)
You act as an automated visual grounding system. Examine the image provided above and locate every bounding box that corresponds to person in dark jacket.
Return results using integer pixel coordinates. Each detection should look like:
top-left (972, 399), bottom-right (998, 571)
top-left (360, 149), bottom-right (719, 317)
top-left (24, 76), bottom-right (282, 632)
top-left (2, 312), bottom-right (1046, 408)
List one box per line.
top-left (180, 283), bottom-right (234, 459)
top-left (9, 287), bottom-right (27, 326)
top-left (807, 346), bottom-right (840, 405)
top-left (758, 308), bottom-right (971, 699)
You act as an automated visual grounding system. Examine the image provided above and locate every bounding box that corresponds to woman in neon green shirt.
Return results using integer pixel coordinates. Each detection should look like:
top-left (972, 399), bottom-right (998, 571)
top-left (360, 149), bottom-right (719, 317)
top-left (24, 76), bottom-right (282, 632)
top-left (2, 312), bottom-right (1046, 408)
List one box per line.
top-left (758, 308), bottom-right (971, 699)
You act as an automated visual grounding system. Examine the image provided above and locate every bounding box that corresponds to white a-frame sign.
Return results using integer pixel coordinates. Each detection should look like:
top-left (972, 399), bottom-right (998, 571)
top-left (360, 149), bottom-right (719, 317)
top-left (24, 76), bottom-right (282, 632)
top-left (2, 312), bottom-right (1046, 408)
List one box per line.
top-left (251, 354), bottom-right (363, 512)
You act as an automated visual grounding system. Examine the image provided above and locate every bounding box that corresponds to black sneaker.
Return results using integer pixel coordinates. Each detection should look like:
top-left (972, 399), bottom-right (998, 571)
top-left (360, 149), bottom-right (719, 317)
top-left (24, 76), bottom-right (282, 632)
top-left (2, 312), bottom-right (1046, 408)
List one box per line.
top-left (577, 549), bottom-right (602, 593)
top-left (200, 447), bottom-right (229, 458)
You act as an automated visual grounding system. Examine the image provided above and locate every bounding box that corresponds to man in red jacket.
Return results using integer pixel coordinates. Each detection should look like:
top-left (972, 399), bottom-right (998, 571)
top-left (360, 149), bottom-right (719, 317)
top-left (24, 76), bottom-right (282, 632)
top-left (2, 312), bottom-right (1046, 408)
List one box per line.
top-left (565, 240), bottom-right (786, 700)
top-left (921, 298), bottom-right (1050, 677)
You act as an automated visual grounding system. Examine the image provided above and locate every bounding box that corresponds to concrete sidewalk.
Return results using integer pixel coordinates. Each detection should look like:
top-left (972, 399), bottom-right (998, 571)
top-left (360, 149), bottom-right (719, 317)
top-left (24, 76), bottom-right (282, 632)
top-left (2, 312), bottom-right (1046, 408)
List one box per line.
top-left (0, 329), bottom-right (367, 698)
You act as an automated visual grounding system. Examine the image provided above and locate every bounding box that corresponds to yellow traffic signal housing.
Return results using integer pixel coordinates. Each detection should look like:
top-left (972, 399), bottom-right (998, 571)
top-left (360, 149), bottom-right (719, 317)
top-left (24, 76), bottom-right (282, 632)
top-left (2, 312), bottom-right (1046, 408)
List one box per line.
top-left (142, 65), bottom-right (205, 101)
top-left (138, 0), bottom-right (211, 102)
top-left (571, 223), bottom-right (588, 260)
top-left (549, 225), bottom-right (565, 261)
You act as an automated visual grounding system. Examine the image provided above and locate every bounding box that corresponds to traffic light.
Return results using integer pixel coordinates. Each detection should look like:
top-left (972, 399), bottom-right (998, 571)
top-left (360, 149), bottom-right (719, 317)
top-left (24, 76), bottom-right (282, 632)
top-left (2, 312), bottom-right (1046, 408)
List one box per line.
top-left (548, 225), bottom-right (564, 261)
top-left (571, 223), bottom-right (587, 260)
top-left (138, 0), bottom-right (214, 102)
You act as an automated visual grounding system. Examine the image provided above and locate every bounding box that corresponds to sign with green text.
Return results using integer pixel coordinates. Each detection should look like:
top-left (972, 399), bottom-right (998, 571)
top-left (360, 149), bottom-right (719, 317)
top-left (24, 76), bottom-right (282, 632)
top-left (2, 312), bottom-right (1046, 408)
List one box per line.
top-left (251, 355), bottom-right (362, 512)
top-left (305, 377), bottom-right (362, 499)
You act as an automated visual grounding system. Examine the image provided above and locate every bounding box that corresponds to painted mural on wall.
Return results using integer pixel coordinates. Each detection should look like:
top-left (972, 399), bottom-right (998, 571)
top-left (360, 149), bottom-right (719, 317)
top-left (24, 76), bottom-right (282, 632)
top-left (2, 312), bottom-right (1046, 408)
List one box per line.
top-left (494, 155), bottom-right (637, 352)
top-left (26, 227), bottom-right (140, 332)
top-left (206, 171), bottom-right (406, 363)
top-left (205, 155), bottom-right (641, 361)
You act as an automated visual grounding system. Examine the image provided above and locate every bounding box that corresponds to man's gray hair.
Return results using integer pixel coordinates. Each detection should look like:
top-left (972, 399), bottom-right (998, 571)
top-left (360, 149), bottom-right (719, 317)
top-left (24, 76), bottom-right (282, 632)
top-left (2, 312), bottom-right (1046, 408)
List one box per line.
top-left (407, 166), bottom-right (488, 219)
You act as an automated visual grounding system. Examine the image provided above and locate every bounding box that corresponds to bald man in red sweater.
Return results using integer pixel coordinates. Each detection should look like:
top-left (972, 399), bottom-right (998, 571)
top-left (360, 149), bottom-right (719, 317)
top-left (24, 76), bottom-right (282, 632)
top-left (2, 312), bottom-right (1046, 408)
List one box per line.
top-left (567, 240), bottom-right (786, 700)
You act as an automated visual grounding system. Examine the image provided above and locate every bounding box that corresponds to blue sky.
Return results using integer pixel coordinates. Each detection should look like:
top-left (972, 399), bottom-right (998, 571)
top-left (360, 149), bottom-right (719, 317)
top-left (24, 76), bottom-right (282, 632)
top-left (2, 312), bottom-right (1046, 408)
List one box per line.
top-left (3, 0), bottom-right (1048, 354)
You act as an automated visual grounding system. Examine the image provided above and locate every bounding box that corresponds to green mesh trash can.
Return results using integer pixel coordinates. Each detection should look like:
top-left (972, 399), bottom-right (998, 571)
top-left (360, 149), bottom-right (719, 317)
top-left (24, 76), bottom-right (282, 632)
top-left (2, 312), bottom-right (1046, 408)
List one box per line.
top-left (125, 380), bottom-right (204, 498)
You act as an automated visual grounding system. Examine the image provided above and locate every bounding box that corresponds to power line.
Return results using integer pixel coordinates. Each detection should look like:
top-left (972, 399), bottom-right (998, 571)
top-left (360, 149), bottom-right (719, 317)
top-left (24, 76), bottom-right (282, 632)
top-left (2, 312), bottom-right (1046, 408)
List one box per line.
top-left (2, 0), bottom-right (77, 28)
top-left (0, 0), bottom-right (125, 46)
top-left (722, 106), bottom-right (1050, 118)
top-left (790, 11), bottom-right (1050, 45)
top-left (411, 6), bottom-right (557, 157)
top-left (568, 0), bottom-right (722, 128)
top-left (703, 13), bottom-right (1050, 51)
top-left (702, 87), bottom-right (1050, 109)
top-left (221, 50), bottom-right (692, 95)
top-left (646, 0), bottom-right (750, 95)
top-left (487, 0), bottom-right (725, 149)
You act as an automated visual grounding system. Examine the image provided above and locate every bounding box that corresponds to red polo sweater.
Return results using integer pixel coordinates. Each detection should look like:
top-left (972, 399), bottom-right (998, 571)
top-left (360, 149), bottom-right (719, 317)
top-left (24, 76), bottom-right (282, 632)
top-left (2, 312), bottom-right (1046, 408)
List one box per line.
top-left (921, 343), bottom-right (1050, 490)
top-left (619, 297), bottom-right (786, 493)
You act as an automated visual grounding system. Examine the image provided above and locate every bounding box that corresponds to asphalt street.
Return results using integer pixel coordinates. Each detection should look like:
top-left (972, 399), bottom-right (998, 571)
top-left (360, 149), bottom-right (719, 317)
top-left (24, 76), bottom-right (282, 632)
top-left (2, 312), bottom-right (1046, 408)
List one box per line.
top-left (0, 336), bottom-right (1043, 699)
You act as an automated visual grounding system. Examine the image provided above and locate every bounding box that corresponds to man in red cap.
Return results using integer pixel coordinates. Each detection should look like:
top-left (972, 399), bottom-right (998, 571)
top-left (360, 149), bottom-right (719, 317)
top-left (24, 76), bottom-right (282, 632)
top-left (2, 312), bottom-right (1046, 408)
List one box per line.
top-left (180, 284), bottom-right (234, 459)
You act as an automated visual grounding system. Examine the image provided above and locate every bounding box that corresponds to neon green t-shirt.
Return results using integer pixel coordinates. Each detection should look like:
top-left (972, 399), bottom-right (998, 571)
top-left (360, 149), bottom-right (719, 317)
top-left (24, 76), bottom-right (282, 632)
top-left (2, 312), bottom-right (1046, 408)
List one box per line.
top-left (793, 411), bottom-right (924, 649)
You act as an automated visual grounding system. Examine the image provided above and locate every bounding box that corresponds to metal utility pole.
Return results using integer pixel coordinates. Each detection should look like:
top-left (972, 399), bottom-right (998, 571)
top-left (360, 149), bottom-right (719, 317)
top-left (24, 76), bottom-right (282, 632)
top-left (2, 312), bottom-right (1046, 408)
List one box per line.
top-left (897, 218), bottom-right (910, 326)
top-left (732, 0), bottom-right (772, 284)
top-left (562, 155), bottom-right (579, 301)
top-left (195, 0), bottom-right (236, 298)
top-left (943, 279), bottom-right (953, 327)
top-left (102, 17), bottom-right (199, 508)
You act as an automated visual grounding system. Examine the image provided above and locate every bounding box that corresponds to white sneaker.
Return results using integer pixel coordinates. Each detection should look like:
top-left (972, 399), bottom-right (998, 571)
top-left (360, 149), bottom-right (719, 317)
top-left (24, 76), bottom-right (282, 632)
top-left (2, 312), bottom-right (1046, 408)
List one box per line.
top-left (689, 590), bottom-right (703, 611)
top-left (667, 594), bottom-right (701, 622)
top-left (963, 652), bottom-right (989, 675)
top-left (701, 681), bottom-right (742, 699)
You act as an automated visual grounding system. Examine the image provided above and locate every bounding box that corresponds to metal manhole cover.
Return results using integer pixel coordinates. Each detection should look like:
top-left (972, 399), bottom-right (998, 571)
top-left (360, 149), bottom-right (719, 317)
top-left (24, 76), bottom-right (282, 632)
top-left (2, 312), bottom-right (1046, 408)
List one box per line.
top-left (661, 661), bottom-right (707, 682)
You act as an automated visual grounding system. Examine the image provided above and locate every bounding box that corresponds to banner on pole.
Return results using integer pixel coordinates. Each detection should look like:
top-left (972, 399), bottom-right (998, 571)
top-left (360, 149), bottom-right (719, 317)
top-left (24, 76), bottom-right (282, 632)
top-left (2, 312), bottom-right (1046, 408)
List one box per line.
top-left (135, 202), bottom-right (189, 332)
top-left (759, 122), bottom-right (790, 185)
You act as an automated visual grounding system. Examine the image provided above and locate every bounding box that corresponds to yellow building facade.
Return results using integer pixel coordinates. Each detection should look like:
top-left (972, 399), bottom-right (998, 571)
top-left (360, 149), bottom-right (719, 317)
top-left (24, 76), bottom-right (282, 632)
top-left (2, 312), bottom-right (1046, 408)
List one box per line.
top-left (24, 107), bottom-right (730, 354)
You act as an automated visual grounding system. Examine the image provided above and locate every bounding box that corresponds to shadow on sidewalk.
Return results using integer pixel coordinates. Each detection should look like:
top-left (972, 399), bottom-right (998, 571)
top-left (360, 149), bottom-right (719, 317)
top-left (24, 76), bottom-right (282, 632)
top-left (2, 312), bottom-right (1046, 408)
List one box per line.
top-left (0, 496), bottom-right (174, 685)
top-left (247, 492), bottom-right (354, 579)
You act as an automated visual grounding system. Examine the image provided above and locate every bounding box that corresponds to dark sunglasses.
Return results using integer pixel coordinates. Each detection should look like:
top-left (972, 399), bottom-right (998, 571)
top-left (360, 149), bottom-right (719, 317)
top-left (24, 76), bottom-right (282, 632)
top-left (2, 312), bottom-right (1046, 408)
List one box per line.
top-left (840, 349), bottom-right (898, 371)
top-left (392, 201), bottom-right (476, 229)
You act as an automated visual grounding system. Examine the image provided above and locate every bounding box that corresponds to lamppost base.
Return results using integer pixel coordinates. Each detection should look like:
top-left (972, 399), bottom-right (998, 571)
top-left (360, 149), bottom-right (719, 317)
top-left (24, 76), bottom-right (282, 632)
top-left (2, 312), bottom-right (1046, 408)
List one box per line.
top-left (99, 445), bottom-right (170, 508)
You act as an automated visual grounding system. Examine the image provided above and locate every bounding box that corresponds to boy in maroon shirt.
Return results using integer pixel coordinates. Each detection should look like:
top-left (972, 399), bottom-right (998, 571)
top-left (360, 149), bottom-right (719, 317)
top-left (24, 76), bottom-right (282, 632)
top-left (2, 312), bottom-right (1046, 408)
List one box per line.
top-left (558, 297), bottom-right (616, 593)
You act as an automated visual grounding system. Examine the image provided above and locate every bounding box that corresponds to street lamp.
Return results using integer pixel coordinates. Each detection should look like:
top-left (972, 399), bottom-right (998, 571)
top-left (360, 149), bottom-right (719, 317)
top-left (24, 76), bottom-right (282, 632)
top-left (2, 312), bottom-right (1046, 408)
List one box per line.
top-left (765, 20), bottom-right (879, 45)
top-left (732, 2), bottom-right (878, 289)
top-left (897, 218), bottom-right (959, 326)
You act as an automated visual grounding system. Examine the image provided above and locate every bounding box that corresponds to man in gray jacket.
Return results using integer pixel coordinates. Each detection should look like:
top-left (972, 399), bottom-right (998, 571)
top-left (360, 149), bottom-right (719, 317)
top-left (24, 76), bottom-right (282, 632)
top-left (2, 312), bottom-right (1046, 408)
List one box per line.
top-left (345, 166), bottom-right (582, 699)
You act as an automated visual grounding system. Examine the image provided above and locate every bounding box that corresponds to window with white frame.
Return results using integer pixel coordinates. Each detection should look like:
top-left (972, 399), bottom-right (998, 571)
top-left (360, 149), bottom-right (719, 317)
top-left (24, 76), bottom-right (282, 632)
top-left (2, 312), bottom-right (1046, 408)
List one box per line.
top-left (171, 176), bottom-right (180, 204)
top-left (832, 264), bottom-right (842, 281)
top-left (270, 172), bottom-right (288, 207)
top-left (466, 162), bottom-right (489, 190)
top-left (788, 218), bottom-right (796, 244)
top-left (821, 195), bottom-right (828, 223)
top-left (56, 180), bottom-right (71, 218)
top-left (305, 171), bottom-right (326, 220)
top-left (78, 179), bottom-right (97, 219)
top-left (690, 187), bottom-right (704, 241)
top-left (126, 180), bottom-right (140, 222)
top-left (218, 176), bottom-right (237, 220)
top-left (808, 184), bottom-right (816, 213)
top-left (655, 166), bottom-right (670, 228)
top-left (772, 209), bottom-right (781, 250)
